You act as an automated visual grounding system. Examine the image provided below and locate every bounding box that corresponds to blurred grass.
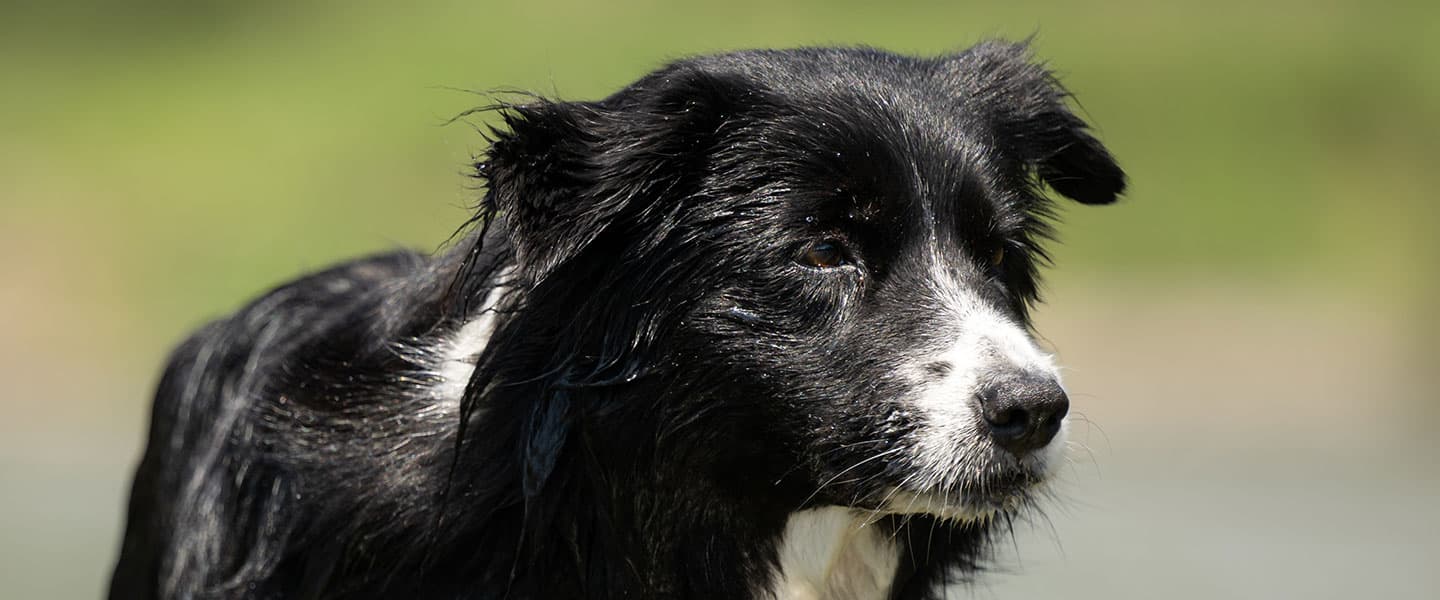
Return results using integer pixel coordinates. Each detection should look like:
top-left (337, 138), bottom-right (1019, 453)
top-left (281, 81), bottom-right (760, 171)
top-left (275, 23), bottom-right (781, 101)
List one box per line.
top-left (1, 0), bottom-right (1436, 415)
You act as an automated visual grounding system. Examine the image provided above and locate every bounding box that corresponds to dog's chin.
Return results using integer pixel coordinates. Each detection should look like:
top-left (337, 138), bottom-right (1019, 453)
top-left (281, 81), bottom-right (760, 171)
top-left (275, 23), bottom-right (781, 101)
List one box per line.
top-left (872, 450), bottom-right (1059, 524)
top-left (879, 475), bottom-right (1041, 524)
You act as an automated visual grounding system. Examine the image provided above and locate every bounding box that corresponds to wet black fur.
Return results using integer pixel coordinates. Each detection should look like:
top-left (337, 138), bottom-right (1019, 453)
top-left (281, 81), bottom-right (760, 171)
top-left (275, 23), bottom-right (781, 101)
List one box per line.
top-left (110, 41), bottom-right (1123, 599)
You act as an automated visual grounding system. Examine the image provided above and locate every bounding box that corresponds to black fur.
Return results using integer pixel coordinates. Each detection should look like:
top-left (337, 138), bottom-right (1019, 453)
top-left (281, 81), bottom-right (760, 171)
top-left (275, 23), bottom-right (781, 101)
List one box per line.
top-left (111, 41), bottom-right (1123, 599)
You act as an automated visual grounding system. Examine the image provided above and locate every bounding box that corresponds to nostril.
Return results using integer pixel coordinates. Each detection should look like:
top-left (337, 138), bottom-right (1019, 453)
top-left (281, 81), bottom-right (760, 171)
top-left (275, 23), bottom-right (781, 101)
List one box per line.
top-left (984, 406), bottom-right (1029, 438)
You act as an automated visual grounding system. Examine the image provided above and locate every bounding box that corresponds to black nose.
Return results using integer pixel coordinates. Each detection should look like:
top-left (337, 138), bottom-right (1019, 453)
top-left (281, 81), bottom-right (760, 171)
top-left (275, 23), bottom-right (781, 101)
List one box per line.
top-left (976, 374), bottom-right (1069, 456)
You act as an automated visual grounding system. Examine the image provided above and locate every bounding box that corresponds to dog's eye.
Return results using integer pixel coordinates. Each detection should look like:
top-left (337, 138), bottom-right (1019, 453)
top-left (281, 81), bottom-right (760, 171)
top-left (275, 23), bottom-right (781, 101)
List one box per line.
top-left (800, 240), bottom-right (848, 268)
top-left (990, 247), bottom-right (1005, 268)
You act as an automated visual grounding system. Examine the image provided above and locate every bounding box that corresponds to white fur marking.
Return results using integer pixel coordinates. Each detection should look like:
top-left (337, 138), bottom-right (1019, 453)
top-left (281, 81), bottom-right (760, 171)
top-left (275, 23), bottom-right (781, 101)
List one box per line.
top-left (435, 276), bottom-right (512, 407)
top-left (909, 261), bottom-right (1069, 494)
top-left (771, 507), bottom-right (899, 600)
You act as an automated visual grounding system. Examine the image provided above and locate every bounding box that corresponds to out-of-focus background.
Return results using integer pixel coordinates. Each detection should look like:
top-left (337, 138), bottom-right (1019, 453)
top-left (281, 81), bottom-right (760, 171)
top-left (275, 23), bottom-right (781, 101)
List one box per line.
top-left (3, 1), bottom-right (1437, 597)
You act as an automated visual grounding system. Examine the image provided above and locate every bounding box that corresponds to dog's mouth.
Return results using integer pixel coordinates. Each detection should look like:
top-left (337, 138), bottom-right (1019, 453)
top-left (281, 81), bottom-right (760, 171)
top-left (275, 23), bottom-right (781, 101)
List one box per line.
top-left (870, 467), bottom-right (1048, 523)
top-left (809, 430), bottom-right (1065, 523)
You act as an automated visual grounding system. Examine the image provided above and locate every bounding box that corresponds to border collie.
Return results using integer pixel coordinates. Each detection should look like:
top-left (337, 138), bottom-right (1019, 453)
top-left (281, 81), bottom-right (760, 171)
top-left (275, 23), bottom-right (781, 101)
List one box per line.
top-left (110, 41), bottom-right (1124, 599)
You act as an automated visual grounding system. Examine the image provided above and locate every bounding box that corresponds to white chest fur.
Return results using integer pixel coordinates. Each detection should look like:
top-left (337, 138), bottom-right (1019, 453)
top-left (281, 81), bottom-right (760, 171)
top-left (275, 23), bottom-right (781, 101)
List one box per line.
top-left (771, 507), bottom-right (900, 600)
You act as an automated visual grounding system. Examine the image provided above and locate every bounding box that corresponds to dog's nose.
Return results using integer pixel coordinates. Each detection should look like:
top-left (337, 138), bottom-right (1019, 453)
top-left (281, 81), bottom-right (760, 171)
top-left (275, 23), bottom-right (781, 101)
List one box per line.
top-left (976, 374), bottom-right (1069, 456)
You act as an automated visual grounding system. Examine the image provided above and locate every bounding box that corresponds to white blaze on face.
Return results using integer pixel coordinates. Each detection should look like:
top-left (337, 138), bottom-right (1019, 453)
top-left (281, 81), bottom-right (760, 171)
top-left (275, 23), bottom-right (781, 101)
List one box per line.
top-left (904, 261), bottom-right (1068, 497)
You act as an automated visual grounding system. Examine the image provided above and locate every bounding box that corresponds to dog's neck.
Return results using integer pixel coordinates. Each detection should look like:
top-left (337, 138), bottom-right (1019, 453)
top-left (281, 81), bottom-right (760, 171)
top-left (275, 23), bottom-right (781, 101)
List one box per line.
top-left (434, 267), bottom-right (905, 600)
top-left (772, 508), bottom-right (900, 600)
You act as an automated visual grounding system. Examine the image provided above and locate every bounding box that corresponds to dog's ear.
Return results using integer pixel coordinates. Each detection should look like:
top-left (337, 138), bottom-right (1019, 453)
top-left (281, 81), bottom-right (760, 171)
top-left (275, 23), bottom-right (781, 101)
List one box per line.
top-left (949, 41), bottom-right (1127, 205)
top-left (477, 69), bottom-right (742, 273)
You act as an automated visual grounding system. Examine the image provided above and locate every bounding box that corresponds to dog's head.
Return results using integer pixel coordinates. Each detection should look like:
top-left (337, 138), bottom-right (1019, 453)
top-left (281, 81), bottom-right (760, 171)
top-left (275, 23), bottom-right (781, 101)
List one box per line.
top-left (478, 42), bottom-right (1123, 522)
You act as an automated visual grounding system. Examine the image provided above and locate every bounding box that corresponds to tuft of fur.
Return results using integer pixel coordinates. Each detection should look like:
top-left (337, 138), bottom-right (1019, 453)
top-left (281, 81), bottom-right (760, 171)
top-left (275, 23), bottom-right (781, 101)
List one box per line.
top-left (110, 41), bottom-right (1123, 600)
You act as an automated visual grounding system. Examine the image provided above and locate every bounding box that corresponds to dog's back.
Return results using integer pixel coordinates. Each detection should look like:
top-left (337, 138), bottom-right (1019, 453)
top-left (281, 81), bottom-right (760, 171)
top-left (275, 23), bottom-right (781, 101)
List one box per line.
top-left (110, 251), bottom-right (464, 598)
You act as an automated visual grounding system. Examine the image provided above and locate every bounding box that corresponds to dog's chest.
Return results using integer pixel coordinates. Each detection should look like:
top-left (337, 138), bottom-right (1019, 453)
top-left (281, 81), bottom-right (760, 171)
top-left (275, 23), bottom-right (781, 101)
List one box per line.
top-left (771, 508), bottom-right (899, 600)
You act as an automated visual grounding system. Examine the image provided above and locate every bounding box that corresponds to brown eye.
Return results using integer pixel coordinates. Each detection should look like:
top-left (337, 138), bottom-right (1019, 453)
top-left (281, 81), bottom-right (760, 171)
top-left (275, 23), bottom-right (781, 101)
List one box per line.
top-left (801, 240), bottom-right (847, 268)
top-left (990, 247), bottom-right (1005, 268)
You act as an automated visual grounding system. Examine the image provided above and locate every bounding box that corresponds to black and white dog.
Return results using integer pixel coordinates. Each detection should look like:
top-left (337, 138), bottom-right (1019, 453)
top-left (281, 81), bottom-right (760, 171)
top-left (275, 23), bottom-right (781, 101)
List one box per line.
top-left (111, 41), bottom-right (1124, 599)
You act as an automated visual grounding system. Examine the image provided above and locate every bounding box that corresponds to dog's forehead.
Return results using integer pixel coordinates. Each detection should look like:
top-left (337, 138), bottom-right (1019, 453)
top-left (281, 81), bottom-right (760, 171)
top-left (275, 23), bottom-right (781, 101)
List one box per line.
top-left (633, 47), bottom-right (1036, 258)
top-left (690, 47), bottom-right (993, 126)
top-left (712, 53), bottom-right (1006, 244)
top-left (692, 47), bottom-right (952, 96)
top-left (716, 50), bottom-right (1001, 182)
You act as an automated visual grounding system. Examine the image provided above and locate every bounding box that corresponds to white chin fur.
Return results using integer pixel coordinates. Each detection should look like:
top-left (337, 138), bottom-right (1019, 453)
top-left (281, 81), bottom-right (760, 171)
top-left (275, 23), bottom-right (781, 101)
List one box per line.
top-left (884, 417), bottom-right (1068, 524)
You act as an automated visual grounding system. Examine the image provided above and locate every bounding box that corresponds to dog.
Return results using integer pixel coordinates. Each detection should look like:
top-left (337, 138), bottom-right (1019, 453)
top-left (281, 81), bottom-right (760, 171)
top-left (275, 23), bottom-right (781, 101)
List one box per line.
top-left (110, 41), bottom-right (1124, 599)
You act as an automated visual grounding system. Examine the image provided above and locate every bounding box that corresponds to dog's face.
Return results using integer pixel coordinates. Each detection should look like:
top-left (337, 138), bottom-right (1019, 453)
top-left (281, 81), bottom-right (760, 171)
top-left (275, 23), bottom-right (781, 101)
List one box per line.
top-left (481, 44), bottom-right (1123, 522)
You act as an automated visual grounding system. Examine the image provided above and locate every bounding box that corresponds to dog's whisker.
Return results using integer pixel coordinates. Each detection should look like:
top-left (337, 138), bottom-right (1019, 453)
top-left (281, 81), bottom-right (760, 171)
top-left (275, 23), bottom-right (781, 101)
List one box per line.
top-left (797, 447), bottom-right (906, 510)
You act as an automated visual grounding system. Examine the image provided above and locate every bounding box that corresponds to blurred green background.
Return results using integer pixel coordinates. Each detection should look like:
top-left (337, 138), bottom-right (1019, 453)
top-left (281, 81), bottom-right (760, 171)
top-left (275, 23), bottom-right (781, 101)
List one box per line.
top-left (3, 1), bottom-right (1437, 598)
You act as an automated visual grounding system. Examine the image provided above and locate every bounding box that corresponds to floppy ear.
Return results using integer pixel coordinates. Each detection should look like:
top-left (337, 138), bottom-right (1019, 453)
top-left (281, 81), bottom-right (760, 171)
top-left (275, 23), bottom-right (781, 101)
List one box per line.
top-left (475, 69), bottom-right (743, 496)
top-left (477, 68), bottom-right (741, 273)
top-left (951, 41), bottom-right (1127, 205)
